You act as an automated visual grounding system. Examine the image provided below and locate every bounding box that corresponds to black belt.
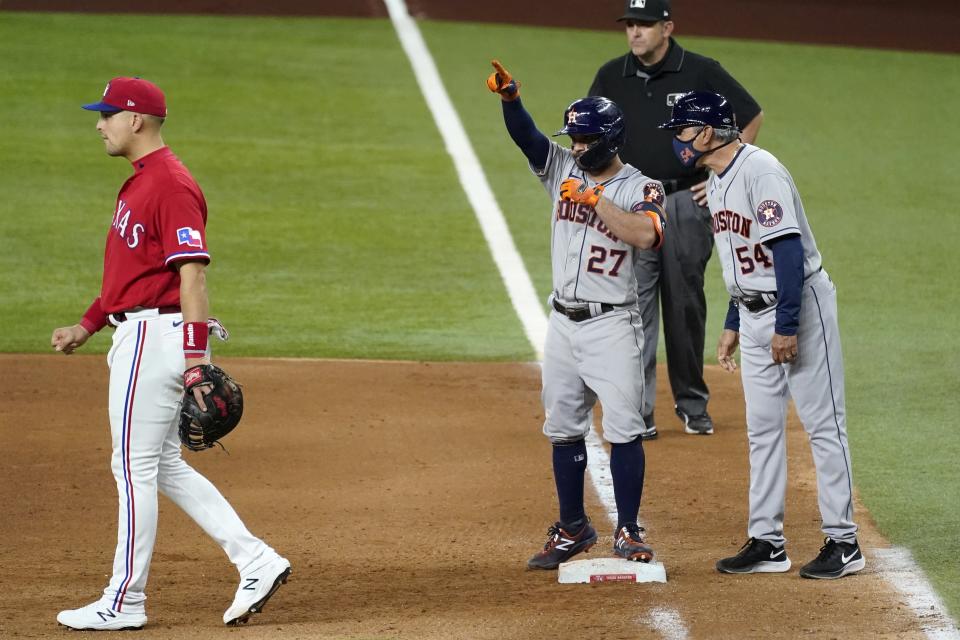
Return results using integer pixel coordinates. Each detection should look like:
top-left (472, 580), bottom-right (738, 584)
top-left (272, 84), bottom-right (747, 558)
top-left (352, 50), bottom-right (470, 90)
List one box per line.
top-left (110, 306), bottom-right (181, 323)
top-left (735, 268), bottom-right (824, 313)
top-left (736, 294), bottom-right (776, 313)
top-left (661, 173), bottom-right (707, 195)
top-left (552, 299), bottom-right (615, 322)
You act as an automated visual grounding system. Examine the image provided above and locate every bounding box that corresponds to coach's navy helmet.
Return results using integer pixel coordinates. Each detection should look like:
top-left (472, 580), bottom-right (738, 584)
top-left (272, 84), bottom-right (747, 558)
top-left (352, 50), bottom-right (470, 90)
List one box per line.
top-left (554, 96), bottom-right (626, 172)
top-left (659, 91), bottom-right (738, 131)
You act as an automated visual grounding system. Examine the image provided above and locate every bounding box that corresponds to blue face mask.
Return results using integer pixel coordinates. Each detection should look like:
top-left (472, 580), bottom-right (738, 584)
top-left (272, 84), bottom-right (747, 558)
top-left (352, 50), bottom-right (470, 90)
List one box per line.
top-left (672, 129), bottom-right (705, 167)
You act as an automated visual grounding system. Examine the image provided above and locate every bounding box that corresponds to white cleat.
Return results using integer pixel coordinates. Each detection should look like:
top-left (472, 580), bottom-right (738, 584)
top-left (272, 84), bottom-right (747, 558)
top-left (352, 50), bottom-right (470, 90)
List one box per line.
top-left (223, 555), bottom-right (291, 625)
top-left (57, 600), bottom-right (147, 630)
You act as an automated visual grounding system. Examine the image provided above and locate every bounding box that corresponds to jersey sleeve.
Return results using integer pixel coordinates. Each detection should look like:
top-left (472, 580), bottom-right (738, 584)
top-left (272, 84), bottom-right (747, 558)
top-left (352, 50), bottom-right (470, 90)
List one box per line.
top-left (630, 178), bottom-right (666, 210)
top-left (534, 141), bottom-right (576, 199)
top-left (157, 190), bottom-right (211, 267)
top-left (701, 59), bottom-right (762, 128)
top-left (750, 172), bottom-right (801, 243)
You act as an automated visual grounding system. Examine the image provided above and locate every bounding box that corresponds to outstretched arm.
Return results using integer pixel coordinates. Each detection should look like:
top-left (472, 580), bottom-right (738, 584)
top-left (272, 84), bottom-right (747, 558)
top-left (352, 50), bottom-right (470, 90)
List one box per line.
top-left (488, 60), bottom-right (549, 171)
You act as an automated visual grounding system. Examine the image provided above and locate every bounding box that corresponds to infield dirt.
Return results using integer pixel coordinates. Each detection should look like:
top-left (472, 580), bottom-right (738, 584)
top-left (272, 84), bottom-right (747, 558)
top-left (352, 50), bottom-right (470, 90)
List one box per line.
top-left (0, 355), bottom-right (927, 638)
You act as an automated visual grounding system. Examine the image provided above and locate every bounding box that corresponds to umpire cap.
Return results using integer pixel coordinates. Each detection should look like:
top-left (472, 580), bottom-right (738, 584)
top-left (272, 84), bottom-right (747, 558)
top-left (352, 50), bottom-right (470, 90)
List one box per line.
top-left (659, 91), bottom-right (739, 131)
top-left (617, 0), bottom-right (672, 22)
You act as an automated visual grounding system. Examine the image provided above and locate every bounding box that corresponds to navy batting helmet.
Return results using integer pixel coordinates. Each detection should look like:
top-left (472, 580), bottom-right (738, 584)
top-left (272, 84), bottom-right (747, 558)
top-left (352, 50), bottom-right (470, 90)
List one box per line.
top-left (554, 96), bottom-right (625, 172)
top-left (659, 91), bottom-right (738, 131)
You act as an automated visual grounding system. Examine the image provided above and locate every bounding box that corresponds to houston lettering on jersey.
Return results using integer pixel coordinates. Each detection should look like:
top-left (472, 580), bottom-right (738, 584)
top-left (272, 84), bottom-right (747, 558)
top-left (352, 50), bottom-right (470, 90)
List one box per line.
top-left (556, 200), bottom-right (620, 242)
top-left (712, 209), bottom-right (752, 239)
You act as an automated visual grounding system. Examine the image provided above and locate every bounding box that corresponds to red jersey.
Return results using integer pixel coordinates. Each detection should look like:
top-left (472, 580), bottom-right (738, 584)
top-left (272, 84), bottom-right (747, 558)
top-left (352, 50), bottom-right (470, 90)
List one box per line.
top-left (99, 146), bottom-right (210, 313)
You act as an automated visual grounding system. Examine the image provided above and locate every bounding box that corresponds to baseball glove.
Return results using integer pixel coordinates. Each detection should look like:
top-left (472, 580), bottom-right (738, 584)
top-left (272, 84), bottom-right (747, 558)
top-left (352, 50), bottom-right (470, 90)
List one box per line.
top-left (179, 364), bottom-right (244, 451)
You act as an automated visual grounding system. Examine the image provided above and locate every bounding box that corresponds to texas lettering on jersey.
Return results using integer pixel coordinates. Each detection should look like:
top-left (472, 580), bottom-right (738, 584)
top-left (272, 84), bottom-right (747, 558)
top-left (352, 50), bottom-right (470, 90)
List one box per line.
top-left (111, 199), bottom-right (145, 249)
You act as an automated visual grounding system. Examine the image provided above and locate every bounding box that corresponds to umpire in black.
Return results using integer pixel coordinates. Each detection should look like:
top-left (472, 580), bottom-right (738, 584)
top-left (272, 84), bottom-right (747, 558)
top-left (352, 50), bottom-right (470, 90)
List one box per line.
top-left (589, 0), bottom-right (763, 438)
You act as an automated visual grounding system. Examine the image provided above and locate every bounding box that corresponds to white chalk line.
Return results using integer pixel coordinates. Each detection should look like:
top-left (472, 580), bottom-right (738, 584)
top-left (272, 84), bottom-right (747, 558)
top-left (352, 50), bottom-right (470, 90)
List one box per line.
top-left (872, 547), bottom-right (959, 638)
top-left (382, 1), bottom-right (687, 637)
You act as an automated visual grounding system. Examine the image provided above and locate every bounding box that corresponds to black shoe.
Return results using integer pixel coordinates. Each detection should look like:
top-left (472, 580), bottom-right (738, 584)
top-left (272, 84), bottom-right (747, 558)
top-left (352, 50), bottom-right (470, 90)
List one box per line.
top-left (716, 538), bottom-right (791, 574)
top-left (527, 518), bottom-right (598, 570)
top-left (641, 414), bottom-right (658, 440)
top-left (799, 538), bottom-right (865, 579)
top-left (676, 408), bottom-right (714, 435)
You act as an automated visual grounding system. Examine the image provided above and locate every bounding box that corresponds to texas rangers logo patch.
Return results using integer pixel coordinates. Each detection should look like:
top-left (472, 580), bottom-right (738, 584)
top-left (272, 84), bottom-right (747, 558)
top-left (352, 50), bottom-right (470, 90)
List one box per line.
top-left (177, 226), bottom-right (203, 248)
top-left (642, 182), bottom-right (665, 206)
top-left (757, 200), bottom-right (784, 228)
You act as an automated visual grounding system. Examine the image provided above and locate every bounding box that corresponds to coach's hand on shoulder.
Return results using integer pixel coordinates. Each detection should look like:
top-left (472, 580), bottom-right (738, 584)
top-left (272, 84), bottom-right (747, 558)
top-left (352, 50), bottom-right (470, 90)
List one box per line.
top-left (487, 60), bottom-right (520, 101)
top-left (690, 180), bottom-right (709, 207)
top-left (51, 324), bottom-right (91, 355)
top-left (717, 329), bottom-right (740, 373)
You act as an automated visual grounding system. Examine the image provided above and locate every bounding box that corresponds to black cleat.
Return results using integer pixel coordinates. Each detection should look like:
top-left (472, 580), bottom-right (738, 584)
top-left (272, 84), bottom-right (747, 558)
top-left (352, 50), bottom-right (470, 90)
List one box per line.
top-left (612, 523), bottom-right (655, 562)
top-left (527, 519), bottom-right (598, 570)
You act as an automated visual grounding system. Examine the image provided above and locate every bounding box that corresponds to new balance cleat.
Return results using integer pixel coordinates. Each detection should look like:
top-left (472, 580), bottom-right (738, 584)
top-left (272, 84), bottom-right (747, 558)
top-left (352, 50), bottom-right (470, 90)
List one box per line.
top-left (224, 555), bottom-right (291, 625)
top-left (527, 519), bottom-right (598, 570)
top-left (799, 538), bottom-right (865, 579)
top-left (57, 600), bottom-right (147, 631)
top-left (716, 537), bottom-right (791, 574)
top-left (612, 523), bottom-right (655, 562)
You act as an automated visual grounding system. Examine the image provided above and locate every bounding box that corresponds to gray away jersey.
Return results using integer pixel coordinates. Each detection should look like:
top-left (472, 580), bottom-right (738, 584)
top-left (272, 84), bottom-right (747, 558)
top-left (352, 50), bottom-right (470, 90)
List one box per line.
top-left (534, 141), bottom-right (665, 306)
top-left (706, 144), bottom-right (823, 298)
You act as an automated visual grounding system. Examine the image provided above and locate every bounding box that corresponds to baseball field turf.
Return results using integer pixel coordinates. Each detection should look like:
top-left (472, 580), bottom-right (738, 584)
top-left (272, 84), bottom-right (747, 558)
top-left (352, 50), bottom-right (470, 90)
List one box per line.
top-left (1, 10), bottom-right (957, 625)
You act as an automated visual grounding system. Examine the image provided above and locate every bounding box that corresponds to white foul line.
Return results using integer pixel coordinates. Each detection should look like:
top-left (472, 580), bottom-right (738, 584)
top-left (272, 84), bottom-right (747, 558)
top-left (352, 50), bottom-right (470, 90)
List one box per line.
top-left (872, 548), bottom-right (960, 639)
top-left (382, 0), bottom-right (546, 359)
top-left (383, 2), bottom-right (688, 637)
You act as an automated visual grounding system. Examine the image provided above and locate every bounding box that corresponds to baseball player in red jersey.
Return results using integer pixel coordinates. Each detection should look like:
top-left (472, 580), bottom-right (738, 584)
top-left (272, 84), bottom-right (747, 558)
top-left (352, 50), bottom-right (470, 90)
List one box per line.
top-left (50, 77), bottom-right (290, 630)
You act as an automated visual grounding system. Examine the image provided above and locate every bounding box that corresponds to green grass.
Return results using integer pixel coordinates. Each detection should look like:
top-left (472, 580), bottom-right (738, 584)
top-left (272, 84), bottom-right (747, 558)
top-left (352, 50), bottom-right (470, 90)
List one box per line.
top-left (1, 10), bottom-right (958, 623)
top-left (420, 20), bottom-right (960, 618)
top-left (0, 12), bottom-right (532, 360)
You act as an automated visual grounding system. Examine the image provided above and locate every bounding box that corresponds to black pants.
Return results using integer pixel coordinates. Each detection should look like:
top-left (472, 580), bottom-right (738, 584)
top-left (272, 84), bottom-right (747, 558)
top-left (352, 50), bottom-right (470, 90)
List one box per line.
top-left (634, 188), bottom-right (713, 418)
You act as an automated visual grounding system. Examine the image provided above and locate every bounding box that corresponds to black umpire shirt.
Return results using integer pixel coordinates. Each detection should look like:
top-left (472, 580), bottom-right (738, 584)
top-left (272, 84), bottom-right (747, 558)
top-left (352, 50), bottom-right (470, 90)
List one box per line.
top-left (589, 38), bottom-right (761, 189)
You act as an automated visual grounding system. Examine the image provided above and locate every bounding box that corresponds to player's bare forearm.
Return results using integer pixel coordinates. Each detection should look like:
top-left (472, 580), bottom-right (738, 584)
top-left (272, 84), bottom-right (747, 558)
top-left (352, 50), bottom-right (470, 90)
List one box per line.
top-left (178, 260), bottom-right (210, 367)
top-left (594, 197), bottom-right (659, 249)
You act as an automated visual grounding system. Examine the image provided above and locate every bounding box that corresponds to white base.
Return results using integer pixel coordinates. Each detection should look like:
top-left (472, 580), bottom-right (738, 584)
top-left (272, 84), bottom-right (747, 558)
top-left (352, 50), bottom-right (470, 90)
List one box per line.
top-left (558, 557), bottom-right (667, 584)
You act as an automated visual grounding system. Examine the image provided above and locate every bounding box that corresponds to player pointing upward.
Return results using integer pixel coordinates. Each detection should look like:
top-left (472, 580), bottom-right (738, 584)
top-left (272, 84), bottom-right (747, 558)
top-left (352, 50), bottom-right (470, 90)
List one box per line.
top-left (660, 91), bottom-right (864, 579)
top-left (487, 61), bottom-right (666, 569)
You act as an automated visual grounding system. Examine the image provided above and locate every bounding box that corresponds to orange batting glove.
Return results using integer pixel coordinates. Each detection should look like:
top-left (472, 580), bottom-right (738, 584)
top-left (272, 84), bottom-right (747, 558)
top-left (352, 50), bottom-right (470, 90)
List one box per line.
top-left (634, 201), bottom-right (666, 250)
top-left (560, 178), bottom-right (604, 208)
top-left (487, 59), bottom-right (521, 101)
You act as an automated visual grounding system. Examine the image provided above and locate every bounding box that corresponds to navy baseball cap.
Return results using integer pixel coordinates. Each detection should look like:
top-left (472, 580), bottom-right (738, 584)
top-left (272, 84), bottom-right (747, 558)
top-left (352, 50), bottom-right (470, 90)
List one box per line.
top-left (617, 0), bottom-right (672, 22)
top-left (82, 77), bottom-right (167, 117)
